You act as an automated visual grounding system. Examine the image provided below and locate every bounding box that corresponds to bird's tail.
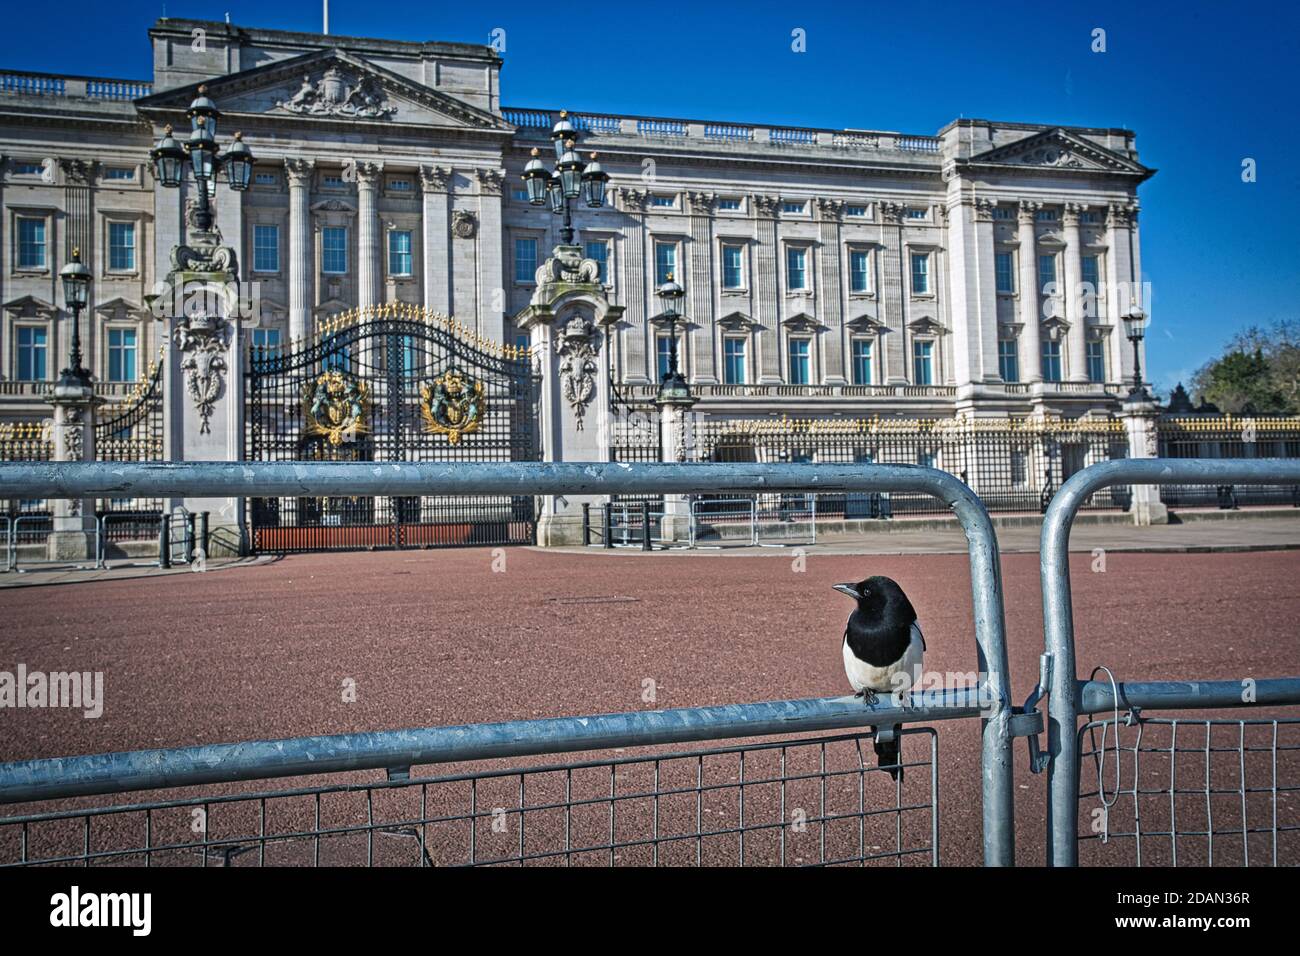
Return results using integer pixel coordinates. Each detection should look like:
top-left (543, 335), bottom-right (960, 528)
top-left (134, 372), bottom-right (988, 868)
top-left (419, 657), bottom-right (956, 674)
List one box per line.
top-left (872, 731), bottom-right (903, 781)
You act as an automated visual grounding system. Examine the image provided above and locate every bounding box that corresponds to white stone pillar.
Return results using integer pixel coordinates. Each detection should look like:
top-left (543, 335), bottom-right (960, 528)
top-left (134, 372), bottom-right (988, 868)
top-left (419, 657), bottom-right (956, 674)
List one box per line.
top-left (356, 161), bottom-right (382, 310)
top-left (944, 196), bottom-right (999, 390)
top-left (658, 401), bottom-right (697, 542)
top-left (47, 386), bottom-right (98, 561)
top-left (816, 198), bottom-right (846, 385)
top-left (1120, 398), bottom-right (1168, 525)
top-left (1062, 203), bottom-right (1088, 382)
top-left (285, 158), bottom-right (314, 344)
top-left (475, 168), bottom-right (506, 342)
top-left (420, 165), bottom-right (451, 315)
top-left (1017, 201), bottom-right (1042, 383)
top-left (753, 196), bottom-right (781, 383)
top-left (1107, 202), bottom-right (1140, 384)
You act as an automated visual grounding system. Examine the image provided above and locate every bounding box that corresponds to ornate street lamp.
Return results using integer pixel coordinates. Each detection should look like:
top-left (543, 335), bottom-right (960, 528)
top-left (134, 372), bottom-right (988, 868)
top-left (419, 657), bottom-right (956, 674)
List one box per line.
top-left (1122, 304), bottom-right (1150, 401)
top-left (150, 85), bottom-right (254, 234)
top-left (57, 247), bottom-right (93, 390)
top-left (654, 274), bottom-right (693, 405)
top-left (520, 110), bottom-right (609, 244)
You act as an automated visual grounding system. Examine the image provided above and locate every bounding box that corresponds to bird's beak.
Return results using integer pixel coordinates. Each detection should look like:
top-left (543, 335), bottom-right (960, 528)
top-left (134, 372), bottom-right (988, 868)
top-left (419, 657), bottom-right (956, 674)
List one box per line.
top-left (833, 583), bottom-right (859, 598)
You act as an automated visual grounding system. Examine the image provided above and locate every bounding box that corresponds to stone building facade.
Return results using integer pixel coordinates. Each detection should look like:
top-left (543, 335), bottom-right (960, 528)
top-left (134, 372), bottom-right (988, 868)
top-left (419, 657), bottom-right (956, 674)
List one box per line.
top-left (0, 17), bottom-right (1153, 436)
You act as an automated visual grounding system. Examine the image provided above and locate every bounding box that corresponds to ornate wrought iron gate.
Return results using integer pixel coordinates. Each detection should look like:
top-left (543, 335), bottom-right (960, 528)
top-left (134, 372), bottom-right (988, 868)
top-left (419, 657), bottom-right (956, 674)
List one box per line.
top-left (245, 305), bottom-right (541, 552)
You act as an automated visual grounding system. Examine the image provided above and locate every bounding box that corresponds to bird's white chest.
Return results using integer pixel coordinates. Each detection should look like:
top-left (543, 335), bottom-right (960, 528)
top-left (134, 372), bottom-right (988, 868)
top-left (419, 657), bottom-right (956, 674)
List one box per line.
top-left (842, 624), bottom-right (925, 696)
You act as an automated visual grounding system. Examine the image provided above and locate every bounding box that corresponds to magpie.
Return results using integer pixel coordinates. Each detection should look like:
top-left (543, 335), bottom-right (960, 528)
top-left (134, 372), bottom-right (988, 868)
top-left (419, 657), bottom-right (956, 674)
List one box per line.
top-left (834, 575), bottom-right (926, 781)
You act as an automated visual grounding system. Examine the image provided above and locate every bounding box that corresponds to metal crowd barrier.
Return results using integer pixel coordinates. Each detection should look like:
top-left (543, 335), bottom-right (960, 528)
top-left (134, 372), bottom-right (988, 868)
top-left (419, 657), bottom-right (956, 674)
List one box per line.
top-left (0, 460), bottom-right (1016, 866)
top-left (689, 497), bottom-right (758, 548)
top-left (1036, 458), bottom-right (1300, 866)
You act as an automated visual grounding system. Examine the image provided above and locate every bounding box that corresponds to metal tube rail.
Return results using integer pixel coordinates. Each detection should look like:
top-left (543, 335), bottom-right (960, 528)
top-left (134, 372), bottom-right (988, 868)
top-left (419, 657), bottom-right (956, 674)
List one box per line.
top-left (1077, 677), bottom-right (1300, 713)
top-left (0, 687), bottom-right (987, 807)
top-left (1041, 457), bottom-right (1300, 867)
top-left (0, 460), bottom-right (1015, 865)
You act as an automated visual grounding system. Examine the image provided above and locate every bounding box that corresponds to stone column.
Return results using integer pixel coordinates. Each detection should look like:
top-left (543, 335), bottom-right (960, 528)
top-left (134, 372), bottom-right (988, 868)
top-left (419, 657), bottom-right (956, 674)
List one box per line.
top-left (420, 165), bottom-right (451, 315)
top-left (753, 195), bottom-right (781, 383)
top-left (475, 168), bottom-right (506, 342)
top-left (658, 399), bottom-right (697, 542)
top-left (1017, 201), bottom-right (1042, 383)
top-left (1062, 203), bottom-right (1088, 382)
top-left (879, 202), bottom-right (906, 384)
top-left (1120, 397), bottom-right (1168, 525)
top-left (686, 192), bottom-right (718, 384)
top-left (944, 196), bottom-right (999, 391)
top-left (1106, 202), bottom-right (1140, 384)
top-left (285, 158), bottom-right (314, 344)
top-left (47, 383), bottom-right (99, 562)
top-left (618, 188), bottom-right (650, 383)
top-left (514, 245), bottom-right (624, 545)
top-left (356, 161), bottom-right (382, 310)
top-left (817, 198), bottom-right (847, 384)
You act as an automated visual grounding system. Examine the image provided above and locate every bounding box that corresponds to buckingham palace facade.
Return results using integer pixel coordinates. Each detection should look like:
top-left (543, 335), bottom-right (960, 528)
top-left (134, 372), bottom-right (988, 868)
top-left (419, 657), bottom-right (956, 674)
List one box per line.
top-left (0, 17), bottom-right (1153, 429)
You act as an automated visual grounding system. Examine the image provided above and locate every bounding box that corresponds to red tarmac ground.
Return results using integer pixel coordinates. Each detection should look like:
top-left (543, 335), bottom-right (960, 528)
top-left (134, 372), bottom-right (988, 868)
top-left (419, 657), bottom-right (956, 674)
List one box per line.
top-left (1, 546), bottom-right (1298, 866)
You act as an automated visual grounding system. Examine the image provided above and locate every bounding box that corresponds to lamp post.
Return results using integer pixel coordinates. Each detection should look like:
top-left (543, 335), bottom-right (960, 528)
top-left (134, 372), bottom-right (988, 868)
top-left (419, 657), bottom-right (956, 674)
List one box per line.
top-left (56, 247), bottom-right (93, 391)
top-left (1122, 304), bottom-right (1150, 401)
top-left (654, 274), bottom-right (693, 406)
top-left (520, 110), bottom-right (609, 245)
top-left (149, 85), bottom-right (254, 238)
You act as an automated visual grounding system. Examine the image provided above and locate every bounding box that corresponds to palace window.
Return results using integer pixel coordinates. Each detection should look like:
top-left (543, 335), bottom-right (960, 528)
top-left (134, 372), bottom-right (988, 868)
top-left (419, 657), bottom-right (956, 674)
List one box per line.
top-left (786, 246), bottom-right (808, 291)
top-left (251, 328), bottom-right (280, 350)
top-left (254, 171), bottom-right (278, 186)
top-left (851, 338), bottom-right (873, 385)
top-left (782, 200), bottom-right (806, 215)
top-left (910, 252), bottom-right (930, 294)
top-left (913, 340), bottom-right (934, 385)
top-left (321, 174), bottom-right (346, 188)
top-left (512, 188), bottom-right (530, 202)
top-left (387, 178), bottom-right (413, 193)
top-left (905, 207), bottom-right (927, 220)
top-left (104, 167), bottom-right (135, 181)
top-left (723, 336), bottom-right (747, 384)
top-left (16, 326), bottom-right (47, 380)
top-left (322, 227), bottom-right (348, 274)
top-left (1081, 255), bottom-right (1101, 315)
top-left (16, 217), bottom-right (46, 269)
top-left (650, 195), bottom-right (676, 208)
top-left (654, 241), bottom-right (677, 284)
top-left (1086, 340), bottom-right (1106, 383)
top-left (107, 327), bottom-right (138, 382)
top-left (584, 239), bottom-right (608, 283)
top-left (845, 205), bottom-right (868, 217)
top-left (995, 252), bottom-right (1015, 294)
top-left (1079, 211), bottom-right (1100, 224)
top-left (849, 249), bottom-right (871, 293)
top-left (13, 162), bottom-right (44, 176)
top-left (718, 198), bottom-right (743, 211)
top-left (388, 230), bottom-right (413, 277)
top-left (1041, 340), bottom-right (1062, 382)
top-left (788, 337), bottom-right (811, 385)
top-left (1038, 254), bottom-right (1057, 294)
top-left (1036, 209), bottom-right (1058, 222)
top-left (108, 222), bottom-right (136, 271)
top-left (253, 224), bottom-right (280, 273)
top-left (656, 334), bottom-right (674, 381)
top-left (514, 237), bottom-right (537, 283)
top-left (992, 207), bottom-right (1015, 220)
top-left (998, 339), bottom-right (1019, 382)
top-left (722, 244), bottom-right (744, 289)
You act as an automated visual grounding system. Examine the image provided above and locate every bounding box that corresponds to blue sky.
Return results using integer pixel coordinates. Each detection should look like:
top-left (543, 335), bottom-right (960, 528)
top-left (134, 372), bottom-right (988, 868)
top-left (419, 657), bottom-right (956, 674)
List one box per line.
top-left (3, 0), bottom-right (1296, 394)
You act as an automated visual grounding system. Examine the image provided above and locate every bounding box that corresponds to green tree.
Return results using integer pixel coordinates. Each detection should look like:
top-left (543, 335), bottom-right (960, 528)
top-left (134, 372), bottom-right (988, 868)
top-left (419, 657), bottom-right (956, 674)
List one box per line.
top-left (1191, 320), bottom-right (1300, 414)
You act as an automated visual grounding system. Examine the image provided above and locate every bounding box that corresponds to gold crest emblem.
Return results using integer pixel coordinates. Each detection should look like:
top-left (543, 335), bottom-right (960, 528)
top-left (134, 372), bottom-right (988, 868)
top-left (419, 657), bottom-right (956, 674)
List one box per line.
top-left (302, 370), bottom-right (371, 446)
top-left (421, 369), bottom-right (486, 444)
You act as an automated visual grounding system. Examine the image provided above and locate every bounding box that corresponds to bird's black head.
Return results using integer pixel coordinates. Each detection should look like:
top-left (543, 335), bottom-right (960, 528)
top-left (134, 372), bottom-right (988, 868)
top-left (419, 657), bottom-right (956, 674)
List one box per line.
top-left (833, 575), bottom-right (915, 622)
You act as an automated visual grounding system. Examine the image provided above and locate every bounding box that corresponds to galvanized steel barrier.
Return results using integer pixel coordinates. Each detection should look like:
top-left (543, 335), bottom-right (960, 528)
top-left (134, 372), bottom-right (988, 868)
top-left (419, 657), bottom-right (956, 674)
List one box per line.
top-left (0, 460), bottom-right (1015, 866)
top-left (1037, 458), bottom-right (1300, 866)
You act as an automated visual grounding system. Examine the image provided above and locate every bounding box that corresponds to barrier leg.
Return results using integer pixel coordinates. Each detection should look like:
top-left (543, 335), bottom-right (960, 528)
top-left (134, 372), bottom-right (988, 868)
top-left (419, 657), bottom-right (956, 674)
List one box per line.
top-left (158, 513), bottom-right (171, 569)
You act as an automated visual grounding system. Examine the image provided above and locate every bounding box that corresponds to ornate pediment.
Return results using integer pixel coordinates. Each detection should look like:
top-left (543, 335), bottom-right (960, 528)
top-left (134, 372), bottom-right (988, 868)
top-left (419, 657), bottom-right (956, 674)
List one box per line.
top-left (718, 311), bottom-right (758, 332)
top-left (907, 315), bottom-right (946, 336)
top-left (3, 295), bottom-right (57, 318)
top-left (962, 128), bottom-right (1152, 180)
top-left (94, 297), bottom-right (150, 320)
top-left (782, 312), bottom-right (825, 333)
top-left (135, 49), bottom-right (512, 133)
top-left (846, 313), bottom-right (887, 334)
